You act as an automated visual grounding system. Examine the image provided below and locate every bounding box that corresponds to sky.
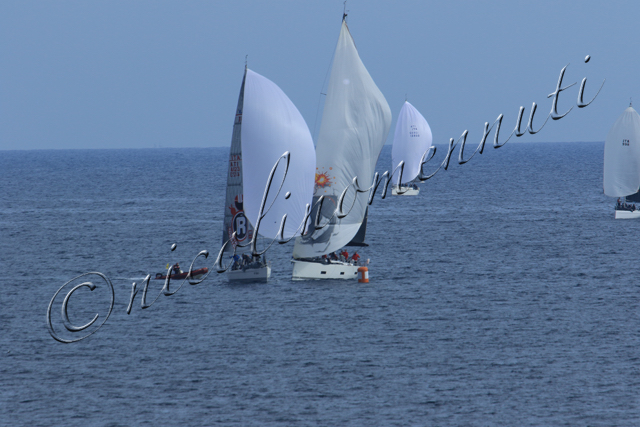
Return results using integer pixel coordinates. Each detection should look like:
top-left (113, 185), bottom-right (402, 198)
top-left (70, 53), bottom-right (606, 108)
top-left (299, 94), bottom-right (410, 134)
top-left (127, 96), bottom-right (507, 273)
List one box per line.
top-left (0, 0), bottom-right (637, 150)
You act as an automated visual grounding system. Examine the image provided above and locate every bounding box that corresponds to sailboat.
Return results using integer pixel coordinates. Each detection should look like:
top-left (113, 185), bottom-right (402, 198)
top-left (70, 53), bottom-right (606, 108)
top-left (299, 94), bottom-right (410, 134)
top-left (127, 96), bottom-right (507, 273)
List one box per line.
top-left (391, 101), bottom-right (433, 196)
top-left (223, 67), bottom-right (316, 281)
top-left (603, 102), bottom-right (640, 219)
top-left (291, 15), bottom-right (392, 280)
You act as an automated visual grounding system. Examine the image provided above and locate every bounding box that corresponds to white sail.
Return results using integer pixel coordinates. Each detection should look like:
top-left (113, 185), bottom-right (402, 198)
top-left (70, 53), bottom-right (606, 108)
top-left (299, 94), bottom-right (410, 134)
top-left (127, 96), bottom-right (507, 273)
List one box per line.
top-left (222, 69), bottom-right (316, 250)
top-left (293, 20), bottom-right (391, 259)
top-left (391, 101), bottom-right (432, 183)
top-left (603, 106), bottom-right (640, 197)
top-left (242, 69), bottom-right (316, 240)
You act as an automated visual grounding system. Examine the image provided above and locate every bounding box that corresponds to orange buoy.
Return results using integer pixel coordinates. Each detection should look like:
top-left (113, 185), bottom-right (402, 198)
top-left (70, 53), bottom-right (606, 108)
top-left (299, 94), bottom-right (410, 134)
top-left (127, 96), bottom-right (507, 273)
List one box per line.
top-left (357, 266), bottom-right (369, 283)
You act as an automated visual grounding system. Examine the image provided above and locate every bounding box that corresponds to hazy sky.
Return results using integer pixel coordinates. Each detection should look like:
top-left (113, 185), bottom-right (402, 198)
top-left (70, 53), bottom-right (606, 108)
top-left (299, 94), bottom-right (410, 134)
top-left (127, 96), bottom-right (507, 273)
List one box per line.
top-left (0, 0), bottom-right (637, 150)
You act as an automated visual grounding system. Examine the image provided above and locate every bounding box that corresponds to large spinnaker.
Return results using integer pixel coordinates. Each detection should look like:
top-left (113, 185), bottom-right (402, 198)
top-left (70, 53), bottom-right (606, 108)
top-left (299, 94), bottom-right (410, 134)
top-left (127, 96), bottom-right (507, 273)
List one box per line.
top-left (242, 69), bottom-right (316, 240)
top-left (391, 101), bottom-right (432, 183)
top-left (293, 20), bottom-right (391, 259)
top-left (604, 106), bottom-right (640, 197)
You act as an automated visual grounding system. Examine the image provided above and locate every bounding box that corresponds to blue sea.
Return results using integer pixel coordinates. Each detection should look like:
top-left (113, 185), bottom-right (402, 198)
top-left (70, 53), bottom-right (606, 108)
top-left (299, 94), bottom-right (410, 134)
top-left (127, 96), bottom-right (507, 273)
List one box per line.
top-left (1, 142), bottom-right (639, 426)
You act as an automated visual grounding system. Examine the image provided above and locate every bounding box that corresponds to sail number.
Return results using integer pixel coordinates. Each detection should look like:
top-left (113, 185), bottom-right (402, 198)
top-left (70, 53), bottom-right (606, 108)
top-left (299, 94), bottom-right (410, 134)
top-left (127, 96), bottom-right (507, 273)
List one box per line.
top-left (623, 139), bottom-right (630, 146)
top-left (229, 154), bottom-right (241, 177)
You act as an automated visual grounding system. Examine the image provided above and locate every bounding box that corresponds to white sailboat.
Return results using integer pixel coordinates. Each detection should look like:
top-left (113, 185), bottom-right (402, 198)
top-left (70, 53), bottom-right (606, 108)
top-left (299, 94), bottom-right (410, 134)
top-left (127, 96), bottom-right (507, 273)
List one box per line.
top-left (391, 101), bottom-right (433, 196)
top-left (223, 67), bottom-right (316, 281)
top-left (603, 103), bottom-right (640, 219)
top-left (291, 16), bottom-right (392, 280)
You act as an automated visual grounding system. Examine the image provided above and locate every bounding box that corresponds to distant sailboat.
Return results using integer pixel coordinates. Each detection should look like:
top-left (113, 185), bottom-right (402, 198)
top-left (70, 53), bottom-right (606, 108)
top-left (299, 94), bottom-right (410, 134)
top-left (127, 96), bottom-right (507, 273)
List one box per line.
top-left (391, 101), bottom-right (432, 196)
top-left (291, 16), bottom-right (391, 280)
top-left (603, 103), bottom-right (640, 219)
top-left (223, 67), bottom-right (316, 281)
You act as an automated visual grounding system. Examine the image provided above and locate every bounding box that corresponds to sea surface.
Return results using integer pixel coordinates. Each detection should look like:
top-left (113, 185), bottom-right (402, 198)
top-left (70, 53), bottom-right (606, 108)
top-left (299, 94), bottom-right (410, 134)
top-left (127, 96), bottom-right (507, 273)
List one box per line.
top-left (1, 142), bottom-right (639, 426)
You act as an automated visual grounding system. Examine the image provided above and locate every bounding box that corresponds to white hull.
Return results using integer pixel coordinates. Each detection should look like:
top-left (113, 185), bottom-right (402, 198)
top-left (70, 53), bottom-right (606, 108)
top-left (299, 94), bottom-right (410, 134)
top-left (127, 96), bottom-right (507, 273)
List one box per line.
top-left (291, 259), bottom-right (359, 280)
top-left (392, 185), bottom-right (419, 196)
top-left (226, 265), bottom-right (271, 282)
top-left (614, 209), bottom-right (640, 219)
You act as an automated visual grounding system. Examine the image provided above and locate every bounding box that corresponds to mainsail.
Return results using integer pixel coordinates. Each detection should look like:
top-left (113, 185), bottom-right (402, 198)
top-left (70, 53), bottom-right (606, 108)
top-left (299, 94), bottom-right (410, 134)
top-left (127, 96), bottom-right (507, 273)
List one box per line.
top-left (345, 207), bottom-right (369, 247)
top-left (293, 19), bottom-right (391, 258)
top-left (391, 101), bottom-right (432, 183)
top-left (222, 72), bottom-right (250, 249)
top-left (603, 105), bottom-right (640, 198)
top-left (223, 68), bottom-right (316, 251)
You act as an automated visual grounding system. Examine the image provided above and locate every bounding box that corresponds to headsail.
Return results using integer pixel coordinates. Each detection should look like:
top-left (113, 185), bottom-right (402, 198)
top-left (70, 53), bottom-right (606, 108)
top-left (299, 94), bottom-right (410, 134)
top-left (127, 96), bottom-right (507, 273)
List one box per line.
top-left (603, 106), bottom-right (640, 197)
top-left (293, 19), bottom-right (391, 258)
top-left (241, 69), bottom-right (316, 240)
top-left (391, 101), bottom-right (432, 183)
top-left (223, 69), bottom-right (316, 251)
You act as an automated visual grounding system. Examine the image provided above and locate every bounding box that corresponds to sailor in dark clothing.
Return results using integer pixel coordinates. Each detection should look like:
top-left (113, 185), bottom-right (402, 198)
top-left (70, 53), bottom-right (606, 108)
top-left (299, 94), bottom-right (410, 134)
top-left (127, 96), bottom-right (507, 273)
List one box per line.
top-left (242, 253), bottom-right (251, 266)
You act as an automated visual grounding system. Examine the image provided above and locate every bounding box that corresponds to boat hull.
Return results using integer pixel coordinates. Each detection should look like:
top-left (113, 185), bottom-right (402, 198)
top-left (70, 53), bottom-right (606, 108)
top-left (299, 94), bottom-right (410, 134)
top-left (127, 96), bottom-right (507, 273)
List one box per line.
top-left (392, 185), bottom-right (419, 196)
top-left (291, 259), bottom-right (359, 280)
top-left (614, 209), bottom-right (640, 219)
top-left (226, 265), bottom-right (271, 282)
top-left (154, 267), bottom-right (208, 280)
